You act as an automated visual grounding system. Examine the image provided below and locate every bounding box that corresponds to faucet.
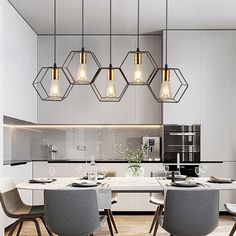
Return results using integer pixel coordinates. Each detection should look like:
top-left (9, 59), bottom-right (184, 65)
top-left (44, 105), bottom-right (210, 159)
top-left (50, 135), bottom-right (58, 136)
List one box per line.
top-left (49, 145), bottom-right (57, 160)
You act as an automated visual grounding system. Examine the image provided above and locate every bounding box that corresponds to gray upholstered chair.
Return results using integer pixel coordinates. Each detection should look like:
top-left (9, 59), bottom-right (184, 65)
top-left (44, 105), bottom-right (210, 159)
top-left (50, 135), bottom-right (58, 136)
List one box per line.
top-left (158, 189), bottom-right (219, 236)
top-left (225, 203), bottom-right (236, 236)
top-left (0, 177), bottom-right (52, 236)
top-left (149, 172), bottom-right (164, 236)
top-left (44, 188), bottom-right (106, 236)
top-left (105, 171), bottom-right (119, 235)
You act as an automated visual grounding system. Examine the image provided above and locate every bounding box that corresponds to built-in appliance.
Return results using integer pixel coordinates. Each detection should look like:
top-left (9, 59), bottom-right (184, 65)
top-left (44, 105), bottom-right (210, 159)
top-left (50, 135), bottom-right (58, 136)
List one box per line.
top-left (163, 125), bottom-right (200, 163)
top-left (142, 136), bottom-right (161, 160)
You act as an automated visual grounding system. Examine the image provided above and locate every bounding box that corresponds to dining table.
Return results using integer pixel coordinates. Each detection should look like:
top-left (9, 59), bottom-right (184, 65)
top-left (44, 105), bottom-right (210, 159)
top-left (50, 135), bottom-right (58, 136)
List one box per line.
top-left (17, 176), bottom-right (236, 192)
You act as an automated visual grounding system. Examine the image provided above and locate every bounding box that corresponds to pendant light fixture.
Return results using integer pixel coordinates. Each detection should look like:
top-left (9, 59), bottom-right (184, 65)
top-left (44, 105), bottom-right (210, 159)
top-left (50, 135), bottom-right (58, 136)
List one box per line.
top-left (63, 0), bottom-right (101, 85)
top-left (120, 0), bottom-right (157, 85)
top-left (149, 0), bottom-right (188, 103)
top-left (91, 0), bottom-right (128, 102)
top-left (33, 0), bottom-right (72, 101)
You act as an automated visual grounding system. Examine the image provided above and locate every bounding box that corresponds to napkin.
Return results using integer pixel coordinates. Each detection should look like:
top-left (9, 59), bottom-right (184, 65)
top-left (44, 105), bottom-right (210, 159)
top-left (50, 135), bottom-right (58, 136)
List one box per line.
top-left (210, 176), bottom-right (233, 183)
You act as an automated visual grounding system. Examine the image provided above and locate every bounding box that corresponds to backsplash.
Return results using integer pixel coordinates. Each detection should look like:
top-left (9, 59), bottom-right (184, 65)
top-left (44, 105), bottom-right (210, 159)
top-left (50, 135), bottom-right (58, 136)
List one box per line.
top-left (4, 116), bottom-right (162, 162)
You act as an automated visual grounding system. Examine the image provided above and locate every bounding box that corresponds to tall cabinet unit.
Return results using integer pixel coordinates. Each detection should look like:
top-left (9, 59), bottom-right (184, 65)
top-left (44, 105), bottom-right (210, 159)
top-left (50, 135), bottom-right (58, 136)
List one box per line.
top-left (2, 0), bottom-right (37, 228)
top-left (162, 30), bottom-right (236, 209)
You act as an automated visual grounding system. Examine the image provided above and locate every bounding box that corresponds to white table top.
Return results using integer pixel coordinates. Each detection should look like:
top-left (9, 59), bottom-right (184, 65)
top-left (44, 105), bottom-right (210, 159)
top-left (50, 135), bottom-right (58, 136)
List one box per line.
top-left (17, 177), bottom-right (236, 193)
top-left (17, 177), bottom-right (163, 193)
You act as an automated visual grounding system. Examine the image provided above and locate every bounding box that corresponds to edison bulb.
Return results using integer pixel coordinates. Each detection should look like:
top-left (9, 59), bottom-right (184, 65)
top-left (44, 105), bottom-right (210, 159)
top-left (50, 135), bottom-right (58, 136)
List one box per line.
top-left (106, 80), bottom-right (116, 98)
top-left (76, 63), bottom-right (87, 82)
top-left (133, 64), bottom-right (144, 83)
top-left (50, 79), bottom-right (60, 97)
top-left (159, 80), bottom-right (172, 100)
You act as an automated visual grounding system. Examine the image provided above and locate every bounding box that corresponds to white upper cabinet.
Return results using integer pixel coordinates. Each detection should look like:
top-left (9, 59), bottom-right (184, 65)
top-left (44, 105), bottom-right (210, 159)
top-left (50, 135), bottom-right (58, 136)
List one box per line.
top-left (3, 1), bottom-right (37, 123)
top-left (37, 35), bottom-right (162, 124)
top-left (163, 31), bottom-right (201, 124)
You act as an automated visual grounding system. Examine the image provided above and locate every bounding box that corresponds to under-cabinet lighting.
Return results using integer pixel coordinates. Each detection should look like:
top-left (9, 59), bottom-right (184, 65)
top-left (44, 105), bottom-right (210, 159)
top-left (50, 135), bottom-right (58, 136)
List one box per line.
top-left (3, 124), bottom-right (162, 129)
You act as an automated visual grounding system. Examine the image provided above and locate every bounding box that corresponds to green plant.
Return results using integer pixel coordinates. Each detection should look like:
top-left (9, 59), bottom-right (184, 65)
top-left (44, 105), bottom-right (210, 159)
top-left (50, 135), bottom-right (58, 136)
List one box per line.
top-left (112, 134), bottom-right (148, 176)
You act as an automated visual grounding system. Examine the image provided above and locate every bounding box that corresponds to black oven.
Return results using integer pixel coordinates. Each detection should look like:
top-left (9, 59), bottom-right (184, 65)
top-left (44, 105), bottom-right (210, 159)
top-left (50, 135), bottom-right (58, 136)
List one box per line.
top-left (163, 125), bottom-right (200, 163)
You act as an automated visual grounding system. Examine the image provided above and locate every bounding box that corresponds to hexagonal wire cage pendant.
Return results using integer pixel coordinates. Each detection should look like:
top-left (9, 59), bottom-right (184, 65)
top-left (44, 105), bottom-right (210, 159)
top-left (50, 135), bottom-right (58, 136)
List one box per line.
top-left (91, 66), bottom-right (129, 102)
top-left (120, 0), bottom-right (158, 86)
top-left (33, 65), bottom-right (73, 101)
top-left (148, 0), bottom-right (188, 103)
top-left (120, 49), bottom-right (158, 85)
top-left (91, 0), bottom-right (129, 102)
top-left (33, 0), bottom-right (73, 102)
top-left (63, 49), bottom-right (101, 85)
top-left (62, 0), bottom-right (101, 86)
top-left (148, 66), bottom-right (188, 103)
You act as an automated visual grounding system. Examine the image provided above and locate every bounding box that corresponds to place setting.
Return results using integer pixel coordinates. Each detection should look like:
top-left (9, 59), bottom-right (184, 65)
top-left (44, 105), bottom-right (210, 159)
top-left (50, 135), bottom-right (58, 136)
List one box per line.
top-left (28, 167), bottom-right (57, 184)
top-left (71, 166), bottom-right (108, 188)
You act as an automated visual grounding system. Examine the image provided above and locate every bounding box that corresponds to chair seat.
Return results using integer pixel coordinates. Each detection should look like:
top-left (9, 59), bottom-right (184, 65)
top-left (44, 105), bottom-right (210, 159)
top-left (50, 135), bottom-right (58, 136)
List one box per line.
top-left (225, 203), bottom-right (236, 215)
top-left (150, 195), bottom-right (164, 205)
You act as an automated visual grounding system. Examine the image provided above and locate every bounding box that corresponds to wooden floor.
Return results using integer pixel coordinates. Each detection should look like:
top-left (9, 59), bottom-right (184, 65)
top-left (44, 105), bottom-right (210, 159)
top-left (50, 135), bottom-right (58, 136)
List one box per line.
top-left (5, 215), bottom-right (235, 236)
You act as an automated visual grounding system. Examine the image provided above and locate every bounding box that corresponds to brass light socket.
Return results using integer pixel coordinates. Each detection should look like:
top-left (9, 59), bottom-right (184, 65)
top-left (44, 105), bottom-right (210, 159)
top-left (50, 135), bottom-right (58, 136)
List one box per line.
top-left (51, 66), bottom-right (59, 80)
top-left (134, 51), bottom-right (142, 65)
top-left (79, 50), bottom-right (87, 64)
top-left (107, 66), bottom-right (115, 81)
top-left (162, 68), bottom-right (170, 82)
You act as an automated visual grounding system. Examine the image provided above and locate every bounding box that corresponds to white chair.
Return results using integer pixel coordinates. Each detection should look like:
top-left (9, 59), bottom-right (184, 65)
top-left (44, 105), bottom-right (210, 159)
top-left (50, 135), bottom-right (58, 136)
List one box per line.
top-left (225, 203), bottom-right (236, 236)
top-left (149, 172), bottom-right (165, 236)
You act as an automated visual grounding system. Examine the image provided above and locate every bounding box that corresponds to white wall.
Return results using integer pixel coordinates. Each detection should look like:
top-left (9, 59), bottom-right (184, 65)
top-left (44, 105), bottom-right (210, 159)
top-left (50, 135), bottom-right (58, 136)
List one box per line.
top-left (0, 0), bottom-right (4, 234)
top-left (3, 0), bottom-right (37, 123)
top-left (1, 0), bottom-right (37, 231)
top-left (37, 35), bottom-right (162, 124)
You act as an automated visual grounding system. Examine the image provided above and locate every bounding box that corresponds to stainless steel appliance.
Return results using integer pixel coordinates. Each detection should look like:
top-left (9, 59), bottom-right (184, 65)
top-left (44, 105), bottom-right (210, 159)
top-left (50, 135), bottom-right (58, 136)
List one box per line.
top-left (163, 125), bottom-right (200, 162)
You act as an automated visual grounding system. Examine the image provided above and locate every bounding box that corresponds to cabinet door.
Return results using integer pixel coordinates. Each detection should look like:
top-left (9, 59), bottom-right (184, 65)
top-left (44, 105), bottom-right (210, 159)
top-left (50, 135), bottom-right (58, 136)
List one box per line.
top-left (163, 31), bottom-right (201, 124)
top-left (200, 31), bottom-right (236, 161)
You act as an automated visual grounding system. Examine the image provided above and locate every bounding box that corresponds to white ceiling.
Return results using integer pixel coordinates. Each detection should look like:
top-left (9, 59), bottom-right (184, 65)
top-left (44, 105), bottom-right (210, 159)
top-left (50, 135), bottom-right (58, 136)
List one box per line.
top-left (8, 0), bottom-right (236, 34)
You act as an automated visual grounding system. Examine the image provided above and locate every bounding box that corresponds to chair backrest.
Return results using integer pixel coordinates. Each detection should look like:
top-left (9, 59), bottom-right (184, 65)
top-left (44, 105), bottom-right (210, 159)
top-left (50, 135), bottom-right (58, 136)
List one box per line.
top-left (105, 171), bottom-right (118, 201)
top-left (150, 172), bottom-right (164, 200)
top-left (44, 189), bottom-right (102, 236)
top-left (163, 189), bottom-right (219, 236)
top-left (105, 171), bottom-right (117, 178)
top-left (0, 177), bottom-right (24, 218)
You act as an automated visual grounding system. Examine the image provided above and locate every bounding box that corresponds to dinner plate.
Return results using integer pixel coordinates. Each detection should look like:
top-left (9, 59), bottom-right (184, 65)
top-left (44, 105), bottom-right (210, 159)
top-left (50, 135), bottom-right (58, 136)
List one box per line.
top-left (29, 178), bottom-right (55, 184)
top-left (167, 175), bottom-right (187, 181)
top-left (72, 182), bottom-right (101, 187)
top-left (171, 182), bottom-right (200, 187)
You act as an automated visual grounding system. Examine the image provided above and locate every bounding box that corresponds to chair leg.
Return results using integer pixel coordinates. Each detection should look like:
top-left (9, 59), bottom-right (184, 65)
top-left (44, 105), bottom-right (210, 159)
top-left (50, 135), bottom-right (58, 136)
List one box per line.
top-left (153, 205), bottom-right (164, 236)
top-left (108, 209), bottom-right (118, 233)
top-left (104, 209), bottom-right (114, 236)
top-left (229, 222), bottom-right (236, 236)
top-left (8, 220), bottom-right (20, 236)
top-left (40, 217), bottom-right (54, 236)
top-left (149, 205), bottom-right (160, 233)
top-left (16, 221), bottom-right (24, 236)
top-left (32, 218), bottom-right (42, 236)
